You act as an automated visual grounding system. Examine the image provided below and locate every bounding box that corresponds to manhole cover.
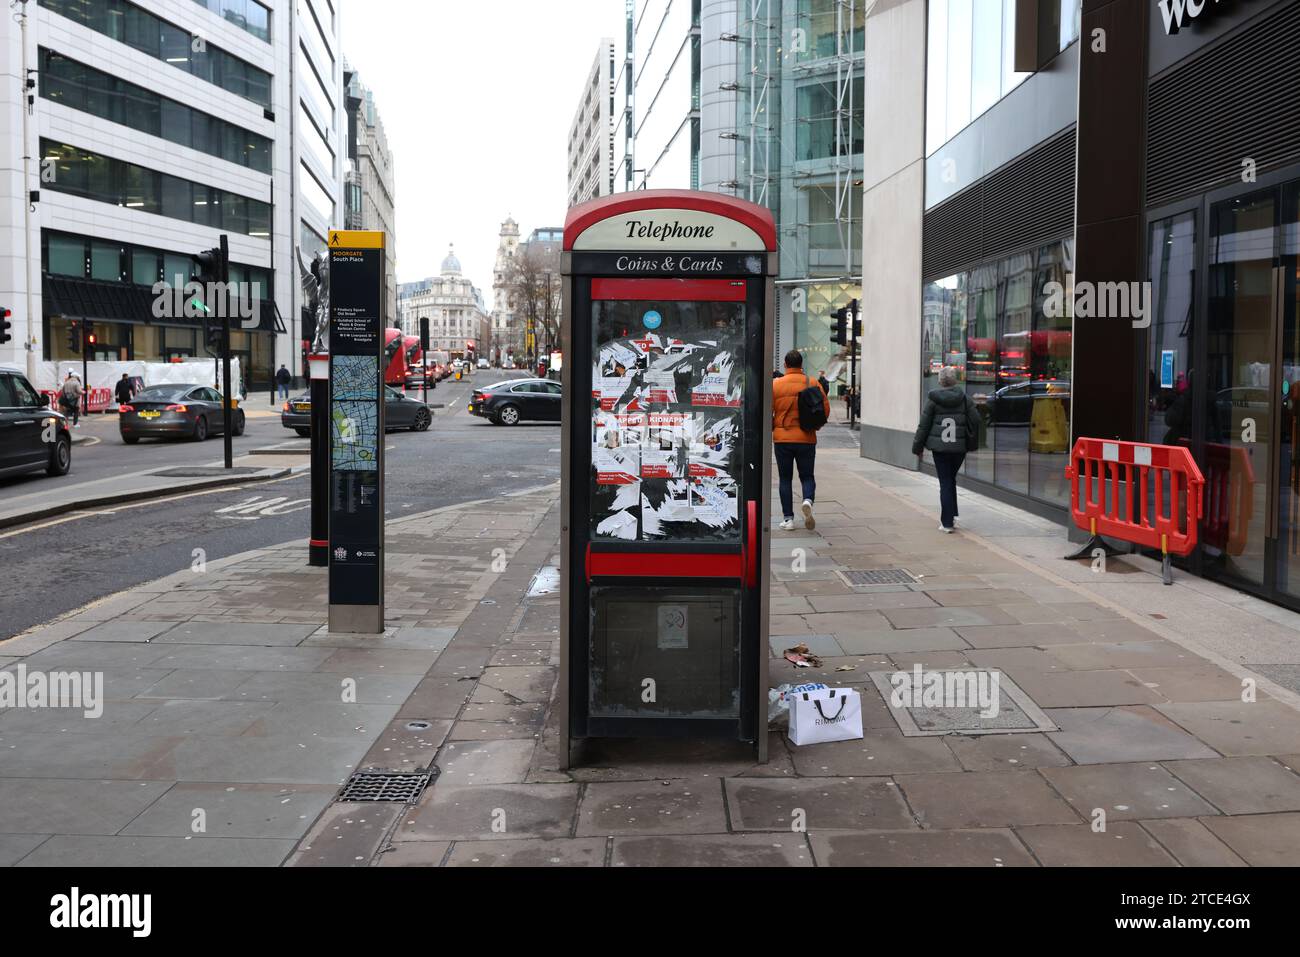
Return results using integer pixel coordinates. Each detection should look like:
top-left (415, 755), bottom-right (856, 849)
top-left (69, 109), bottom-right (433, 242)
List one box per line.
top-left (868, 669), bottom-right (1057, 736)
top-left (838, 568), bottom-right (916, 586)
top-left (337, 769), bottom-right (435, 803)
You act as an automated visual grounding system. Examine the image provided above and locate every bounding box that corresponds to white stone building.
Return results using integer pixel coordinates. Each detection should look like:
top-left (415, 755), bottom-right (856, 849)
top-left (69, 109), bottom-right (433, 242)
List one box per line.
top-left (396, 247), bottom-right (490, 360)
top-left (344, 63), bottom-right (397, 328)
top-left (489, 216), bottom-right (519, 365)
top-left (567, 38), bottom-right (616, 208)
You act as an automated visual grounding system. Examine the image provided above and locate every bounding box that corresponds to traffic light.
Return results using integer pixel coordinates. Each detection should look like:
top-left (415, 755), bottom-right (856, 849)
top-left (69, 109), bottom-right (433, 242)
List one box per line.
top-left (0, 306), bottom-right (11, 345)
top-left (67, 320), bottom-right (80, 353)
top-left (850, 299), bottom-right (861, 339)
top-left (84, 319), bottom-right (95, 351)
top-left (831, 306), bottom-right (848, 346)
top-left (192, 246), bottom-right (223, 352)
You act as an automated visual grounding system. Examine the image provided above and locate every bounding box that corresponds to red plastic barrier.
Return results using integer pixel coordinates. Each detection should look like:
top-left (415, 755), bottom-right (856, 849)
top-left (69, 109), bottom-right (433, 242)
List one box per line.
top-left (41, 387), bottom-right (112, 412)
top-left (1064, 438), bottom-right (1205, 556)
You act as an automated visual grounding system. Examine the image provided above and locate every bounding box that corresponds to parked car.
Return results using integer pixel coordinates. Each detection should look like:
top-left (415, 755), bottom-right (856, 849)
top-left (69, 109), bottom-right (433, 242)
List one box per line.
top-left (119, 384), bottom-right (244, 443)
top-left (281, 386), bottom-right (432, 436)
top-left (0, 365), bottom-right (71, 478)
top-left (469, 378), bottom-right (562, 425)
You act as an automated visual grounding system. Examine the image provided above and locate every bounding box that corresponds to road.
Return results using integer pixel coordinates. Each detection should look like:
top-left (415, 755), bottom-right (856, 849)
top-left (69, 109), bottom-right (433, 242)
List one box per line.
top-left (0, 370), bottom-right (559, 638)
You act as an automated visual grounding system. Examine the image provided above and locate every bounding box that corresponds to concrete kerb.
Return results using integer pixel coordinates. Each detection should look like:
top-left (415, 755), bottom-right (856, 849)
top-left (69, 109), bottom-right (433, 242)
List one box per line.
top-left (0, 467), bottom-right (298, 531)
top-left (835, 455), bottom-right (1300, 716)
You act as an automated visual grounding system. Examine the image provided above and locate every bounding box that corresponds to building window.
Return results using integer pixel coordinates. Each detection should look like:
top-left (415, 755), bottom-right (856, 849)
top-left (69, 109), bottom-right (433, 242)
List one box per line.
top-left (191, 0), bottom-right (272, 43)
top-left (38, 0), bottom-right (273, 109)
top-left (921, 237), bottom-right (1074, 507)
top-left (41, 140), bottom-right (272, 237)
top-left (925, 0), bottom-right (1080, 156)
top-left (40, 49), bottom-right (271, 174)
top-left (47, 235), bottom-right (86, 276)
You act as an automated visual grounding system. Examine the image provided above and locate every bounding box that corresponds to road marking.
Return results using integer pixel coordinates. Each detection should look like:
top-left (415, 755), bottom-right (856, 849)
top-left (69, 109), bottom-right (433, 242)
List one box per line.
top-left (215, 495), bottom-right (310, 519)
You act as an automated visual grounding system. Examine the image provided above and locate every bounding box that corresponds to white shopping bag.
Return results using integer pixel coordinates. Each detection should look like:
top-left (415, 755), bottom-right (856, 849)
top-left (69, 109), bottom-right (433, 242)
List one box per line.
top-left (788, 687), bottom-right (864, 746)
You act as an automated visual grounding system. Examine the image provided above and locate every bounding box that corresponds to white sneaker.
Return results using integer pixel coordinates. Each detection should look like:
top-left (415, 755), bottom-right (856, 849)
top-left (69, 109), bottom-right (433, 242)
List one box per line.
top-left (801, 499), bottom-right (815, 530)
top-left (938, 524), bottom-right (954, 534)
top-left (779, 518), bottom-right (795, 530)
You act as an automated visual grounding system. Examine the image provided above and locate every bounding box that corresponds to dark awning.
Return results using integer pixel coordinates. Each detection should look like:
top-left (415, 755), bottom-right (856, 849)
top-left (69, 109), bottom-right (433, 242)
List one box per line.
top-left (43, 275), bottom-right (285, 334)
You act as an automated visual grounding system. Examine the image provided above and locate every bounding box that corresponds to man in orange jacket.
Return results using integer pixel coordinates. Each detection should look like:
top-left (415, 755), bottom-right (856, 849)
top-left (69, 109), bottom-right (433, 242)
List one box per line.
top-left (772, 349), bottom-right (830, 530)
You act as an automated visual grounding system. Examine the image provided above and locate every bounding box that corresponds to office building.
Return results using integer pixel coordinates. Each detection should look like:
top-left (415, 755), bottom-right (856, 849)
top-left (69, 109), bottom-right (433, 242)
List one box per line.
top-left (397, 247), bottom-right (490, 359)
top-left (344, 63), bottom-right (397, 327)
top-left (0, 0), bottom-right (345, 390)
top-left (567, 38), bottom-right (616, 208)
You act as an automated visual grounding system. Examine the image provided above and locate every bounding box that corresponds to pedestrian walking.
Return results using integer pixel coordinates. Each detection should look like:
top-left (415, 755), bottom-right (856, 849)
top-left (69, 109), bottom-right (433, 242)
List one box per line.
top-left (275, 363), bottom-right (291, 400)
top-left (114, 373), bottom-right (133, 409)
top-left (818, 369), bottom-right (831, 397)
top-left (772, 349), bottom-right (830, 531)
top-left (59, 372), bottom-right (83, 427)
top-left (912, 366), bottom-right (980, 533)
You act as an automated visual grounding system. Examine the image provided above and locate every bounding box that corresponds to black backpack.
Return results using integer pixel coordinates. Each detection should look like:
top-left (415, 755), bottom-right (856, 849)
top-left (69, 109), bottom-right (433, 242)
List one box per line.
top-left (796, 374), bottom-right (828, 432)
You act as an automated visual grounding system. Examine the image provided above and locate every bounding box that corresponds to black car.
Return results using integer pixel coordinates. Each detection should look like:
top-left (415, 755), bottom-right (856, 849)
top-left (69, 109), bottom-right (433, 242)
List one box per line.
top-left (468, 378), bottom-right (561, 425)
top-left (119, 384), bottom-right (245, 443)
top-left (281, 387), bottom-right (432, 436)
top-left (975, 379), bottom-right (1070, 425)
top-left (0, 367), bottom-right (71, 478)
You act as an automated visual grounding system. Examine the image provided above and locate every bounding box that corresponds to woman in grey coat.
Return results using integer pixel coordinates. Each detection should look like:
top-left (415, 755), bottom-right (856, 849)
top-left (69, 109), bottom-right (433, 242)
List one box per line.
top-left (912, 366), bottom-right (980, 533)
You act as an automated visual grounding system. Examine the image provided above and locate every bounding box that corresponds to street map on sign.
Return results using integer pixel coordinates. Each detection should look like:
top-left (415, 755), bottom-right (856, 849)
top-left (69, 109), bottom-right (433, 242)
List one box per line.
top-left (331, 356), bottom-right (379, 471)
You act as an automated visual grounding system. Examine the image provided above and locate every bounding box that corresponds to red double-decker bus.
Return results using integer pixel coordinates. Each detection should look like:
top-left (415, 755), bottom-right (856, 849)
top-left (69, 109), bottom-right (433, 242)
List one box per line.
top-left (383, 328), bottom-right (406, 386)
top-left (402, 335), bottom-right (423, 387)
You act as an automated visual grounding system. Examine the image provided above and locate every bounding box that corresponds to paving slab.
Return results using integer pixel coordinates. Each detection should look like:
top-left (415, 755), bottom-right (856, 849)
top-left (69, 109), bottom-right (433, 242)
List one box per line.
top-left (1139, 818), bottom-right (1247, 867)
top-left (0, 778), bottom-right (173, 835)
top-left (1155, 701), bottom-right (1300, 756)
top-left (16, 834), bottom-right (296, 867)
top-left (809, 828), bottom-right (1037, 866)
top-left (223, 671), bottom-right (421, 705)
top-left (443, 837), bottom-right (606, 866)
top-left (1045, 706), bottom-right (1218, 764)
top-left (786, 730), bottom-right (961, 776)
top-left (151, 622), bottom-right (319, 646)
top-left (0, 833), bottom-right (49, 866)
top-left (120, 782), bottom-right (335, 839)
top-left (1125, 664), bottom-right (1246, 703)
top-left (834, 627), bottom-right (969, 655)
top-left (896, 771), bottom-right (1080, 828)
top-left (1162, 756), bottom-right (1300, 814)
top-left (1041, 763), bottom-right (1220, 822)
top-left (724, 776), bottom-right (914, 832)
top-left (881, 606), bottom-right (1018, 630)
top-left (955, 624), bottom-right (1087, 648)
top-left (374, 841), bottom-right (451, 866)
top-left (944, 733), bottom-right (1074, 772)
top-left (1200, 812), bottom-right (1300, 867)
top-left (360, 718), bottom-right (451, 772)
top-left (395, 783), bottom-right (579, 841)
top-left (285, 802), bottom-right (405, 867)
top-left (1006, 669), bottom-right (1164, 708)
top-left (435, 740), bottom-right (538, 788)
top-left (576, 779), bottom-right (729, 837)
top-left (1015, 822), bottom-right (1178, 866)
top-left (67, 620), bottom-right (176, 643)
top-left (611, 833), bottom-right (812, 866)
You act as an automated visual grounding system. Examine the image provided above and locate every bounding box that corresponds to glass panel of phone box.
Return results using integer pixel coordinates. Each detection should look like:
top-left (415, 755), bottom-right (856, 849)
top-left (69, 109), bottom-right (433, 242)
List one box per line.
top-left (591, 299), bottom-right (745, 544)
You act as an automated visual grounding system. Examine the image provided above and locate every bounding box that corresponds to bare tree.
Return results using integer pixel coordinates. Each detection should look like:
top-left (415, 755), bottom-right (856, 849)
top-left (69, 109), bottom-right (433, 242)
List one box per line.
top-left (503, 243), bottom-right (561, 363)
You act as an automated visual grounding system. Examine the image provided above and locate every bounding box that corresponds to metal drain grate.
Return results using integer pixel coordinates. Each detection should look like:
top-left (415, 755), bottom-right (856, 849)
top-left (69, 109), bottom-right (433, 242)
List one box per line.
top-left (867, 669), bottom-right (1057, 737)
top-left (839, 568), bottom-right (916, 586)
top-left (337, 769), bottom-right (434, 804)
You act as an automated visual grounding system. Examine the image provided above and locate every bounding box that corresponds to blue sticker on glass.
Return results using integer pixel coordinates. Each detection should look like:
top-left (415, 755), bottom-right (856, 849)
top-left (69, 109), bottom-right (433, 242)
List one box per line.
top-left (642, 310), bottom-right (662, 330)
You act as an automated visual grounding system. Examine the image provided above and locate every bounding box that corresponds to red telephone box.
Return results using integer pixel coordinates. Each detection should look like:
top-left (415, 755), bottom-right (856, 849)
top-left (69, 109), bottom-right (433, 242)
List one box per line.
top-left (559, 190), bottom-right (777, 766)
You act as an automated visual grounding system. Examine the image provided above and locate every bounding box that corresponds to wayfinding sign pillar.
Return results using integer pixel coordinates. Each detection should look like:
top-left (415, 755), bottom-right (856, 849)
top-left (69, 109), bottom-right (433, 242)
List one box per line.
top-left (559, 190), bottom-right (778, 767)
top-left (327, 230), bottom-right (386, 634)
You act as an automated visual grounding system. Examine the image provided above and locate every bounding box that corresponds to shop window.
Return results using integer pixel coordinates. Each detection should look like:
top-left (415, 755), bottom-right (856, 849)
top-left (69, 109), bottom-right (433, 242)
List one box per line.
top-left (1147, 212), bottom-right (1196, 446)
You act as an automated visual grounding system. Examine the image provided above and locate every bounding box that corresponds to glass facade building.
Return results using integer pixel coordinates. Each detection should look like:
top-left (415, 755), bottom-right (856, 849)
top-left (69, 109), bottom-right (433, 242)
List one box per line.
top-left (734, 0), bottom-right (864, 380)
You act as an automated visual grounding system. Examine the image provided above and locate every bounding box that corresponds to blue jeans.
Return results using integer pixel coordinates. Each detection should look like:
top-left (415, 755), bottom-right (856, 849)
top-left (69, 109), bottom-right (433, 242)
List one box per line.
top-left (278, 383), bottom-right (289, 400)
top-left (775, 442), bottom-right (816, 519)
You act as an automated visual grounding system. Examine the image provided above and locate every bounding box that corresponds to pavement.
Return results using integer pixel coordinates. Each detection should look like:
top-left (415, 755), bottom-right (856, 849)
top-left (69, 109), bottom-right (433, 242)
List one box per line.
top-left (3, 434), bottom-right (1300, 866)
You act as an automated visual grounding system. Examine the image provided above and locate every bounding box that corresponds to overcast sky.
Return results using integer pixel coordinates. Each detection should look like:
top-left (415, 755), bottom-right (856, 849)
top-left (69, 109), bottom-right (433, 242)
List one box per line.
top-left (338, 0), bottom-right (624, 304)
